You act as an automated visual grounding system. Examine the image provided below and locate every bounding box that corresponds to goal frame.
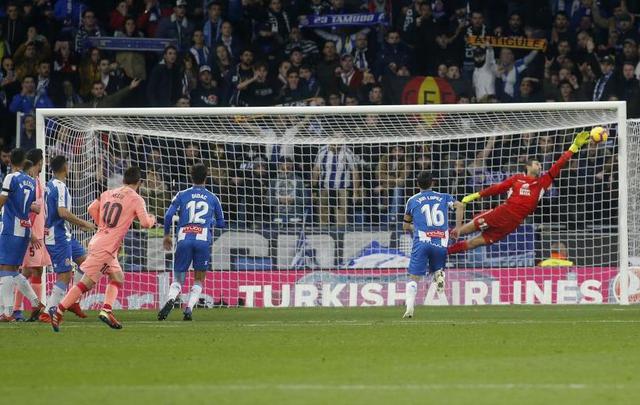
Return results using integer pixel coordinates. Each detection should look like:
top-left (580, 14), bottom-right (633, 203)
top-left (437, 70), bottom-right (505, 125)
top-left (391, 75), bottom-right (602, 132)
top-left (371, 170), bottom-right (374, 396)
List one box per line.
top-left (35, 101), bottom-right (631, 305)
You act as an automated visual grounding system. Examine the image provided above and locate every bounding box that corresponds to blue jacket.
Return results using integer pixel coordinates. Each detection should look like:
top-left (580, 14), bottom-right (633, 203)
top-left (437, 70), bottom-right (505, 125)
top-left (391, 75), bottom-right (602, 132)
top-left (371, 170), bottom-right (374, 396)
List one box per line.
top-left (9, 93), bottom-right (54, 114)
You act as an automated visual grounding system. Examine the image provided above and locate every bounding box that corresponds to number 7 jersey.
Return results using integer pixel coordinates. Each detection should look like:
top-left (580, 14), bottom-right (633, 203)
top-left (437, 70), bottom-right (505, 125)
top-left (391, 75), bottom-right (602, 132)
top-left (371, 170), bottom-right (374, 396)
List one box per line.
top-left (87, 186), bottom-right (156, 256)
top-left (164, 186), bottom-right (225, 243)
top-left (405, 190), bottom-right (456, 248)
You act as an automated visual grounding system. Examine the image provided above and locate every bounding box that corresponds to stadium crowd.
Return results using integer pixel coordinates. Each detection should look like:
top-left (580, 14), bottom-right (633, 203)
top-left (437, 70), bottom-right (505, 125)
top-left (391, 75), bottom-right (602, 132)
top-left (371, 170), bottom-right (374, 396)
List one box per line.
top-left (0, 0), bottom-right (622, 229)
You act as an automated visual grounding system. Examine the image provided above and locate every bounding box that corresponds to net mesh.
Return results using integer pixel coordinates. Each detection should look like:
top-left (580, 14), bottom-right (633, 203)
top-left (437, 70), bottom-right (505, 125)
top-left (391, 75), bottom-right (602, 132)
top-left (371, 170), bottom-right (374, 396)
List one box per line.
top-left (39, 106), bottom-right (628, 308)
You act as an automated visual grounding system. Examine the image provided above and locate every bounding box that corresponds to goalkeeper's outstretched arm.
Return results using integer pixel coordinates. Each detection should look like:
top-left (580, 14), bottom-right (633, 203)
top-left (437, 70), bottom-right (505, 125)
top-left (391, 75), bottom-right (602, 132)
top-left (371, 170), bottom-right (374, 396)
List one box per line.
top-left (541, 131), bottom-right (590, 187)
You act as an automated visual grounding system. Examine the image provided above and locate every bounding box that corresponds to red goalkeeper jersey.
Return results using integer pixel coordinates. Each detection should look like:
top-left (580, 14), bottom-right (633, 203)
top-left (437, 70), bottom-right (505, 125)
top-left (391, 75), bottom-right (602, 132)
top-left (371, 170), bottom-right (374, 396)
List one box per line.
top-left (478, 150), bottom-right (574, 219)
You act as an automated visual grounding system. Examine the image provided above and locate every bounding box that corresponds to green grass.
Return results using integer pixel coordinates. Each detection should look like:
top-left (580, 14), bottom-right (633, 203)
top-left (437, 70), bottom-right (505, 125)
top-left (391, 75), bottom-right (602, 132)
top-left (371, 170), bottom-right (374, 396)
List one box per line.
top-left (1, 306), bottom-right (639, 405)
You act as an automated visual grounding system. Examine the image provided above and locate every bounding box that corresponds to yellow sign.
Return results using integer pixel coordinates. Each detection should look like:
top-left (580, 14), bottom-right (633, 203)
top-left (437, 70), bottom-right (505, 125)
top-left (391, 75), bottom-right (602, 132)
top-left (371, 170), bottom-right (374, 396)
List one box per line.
top-left (467, 35), bottom-right (547, 51)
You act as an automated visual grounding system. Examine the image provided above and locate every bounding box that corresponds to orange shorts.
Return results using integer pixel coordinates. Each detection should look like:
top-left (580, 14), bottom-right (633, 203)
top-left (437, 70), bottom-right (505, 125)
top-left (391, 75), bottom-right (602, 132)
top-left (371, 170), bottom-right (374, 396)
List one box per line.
top-left (22, 240), bottom-right (52, 268)
top-left (80, 250), bottom-right (122, 283)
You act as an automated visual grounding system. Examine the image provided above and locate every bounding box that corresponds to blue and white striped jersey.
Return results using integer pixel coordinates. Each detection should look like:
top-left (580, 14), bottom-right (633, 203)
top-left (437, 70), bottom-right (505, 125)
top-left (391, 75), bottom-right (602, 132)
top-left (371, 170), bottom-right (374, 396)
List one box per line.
top-left (44, 178), bottom-right (72, 245)
top-left (405, 190), bottom-right (456, 248)
top-left (164, 186), bottom-right (225, 243)
top-left (1, 171), bottom-right (36, 237)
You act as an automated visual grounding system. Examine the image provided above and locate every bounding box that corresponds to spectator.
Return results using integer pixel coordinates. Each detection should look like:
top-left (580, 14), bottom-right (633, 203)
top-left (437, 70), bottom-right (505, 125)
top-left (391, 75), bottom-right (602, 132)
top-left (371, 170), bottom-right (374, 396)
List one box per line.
top-left (1, 56), bottom-right (20, 104)
top-left (376, 145), bottom-right (408, 222)
top-left (461, 10), bottom-right (487, 78)
top-left (227, 48), bottom-right (254, 104)
top-left (0, 145), bottom-right (10, 181)
top-left (590, 55), bottom-right (620, 101)
top-left (189, 29), bottom-right (210, 67)
top-left (278, 68), bottom-right (308, 105)
top-left (109, 1), bottom-right (128, 32)
top-left (146, 45), bottom-right (181, 107)
top-left (156, 0), bottom-right (194, 51)
top-left (74, 9), bottom-right (103, 55)
top-left (337, 54), bottom-right (363, 94)
top-left (311, 139), bottom-right (361, 226)
top-left (78, 78), bottom-right (140, 108)
top-left (9, 75), bottom-right (54, 114)
top-left (175, 96), bottom-right (190, 107)
top-left (374, 30), bottom-right (411, 79)
top-left (277, 60), bottom-right (292, 88)
top-left (237, 61), bottom-right (277, 106)
top-left (327, 92), bottom-right (341, 106)
top-left (216, 20), bottom-right (241, 59)
top-left (180, 52), bottom-right (198, 97)
top-left (284, 26), bottom-right (319, 62)
top-left (316, 41), bottom-right (339, 96)
top-left (53, 79), bottom-right (83, 108)
top-left (495, 48), bottom-right (538, 101)
top-left (3, 2), bottom-right (27, 53)
top-left (621, 62), bottom-right (640, 117)
top-left (366, 84), bottom-right (383, 105)
top-left (446, 63), bottom-right (471, 100)
top-left (36, 61), bottom-right (51, 96)
top-left (99, 58), bottom-right (127, 95)
top-left (52, 40), bottom-right (78, 83)
top-left (203, 1), bottom-right (224, 49)
top-left (137, 0), bottom-right (170, 38)
top-left (114, 17), bottom-right (147, 81)
top-left (350, 32), bottom-right (374, 72)
top-left (19, 114), bottom-right (36, 151)
top-left (190, 65), bottom-right (222, 107)
top-left (0, 22), bottom-right (10, 60)
top-left (472, 47), bottom-right (496, 100)
top-left (539, 242), bottom-right (574, 266)
top-left (270, 158), bottom-right (305, 224)
top-left (78, 46), bottom-right (100, 98)
top-left (266, 0), bottom-right (292, 44)
top-left (299, 64), bottom-right (320, 97)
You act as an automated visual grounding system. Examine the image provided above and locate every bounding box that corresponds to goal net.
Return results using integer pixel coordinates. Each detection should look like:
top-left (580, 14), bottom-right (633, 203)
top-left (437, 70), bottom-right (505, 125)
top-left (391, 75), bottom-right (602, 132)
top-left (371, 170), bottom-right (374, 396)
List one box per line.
top-left (36, 103), bottom-right (632, 308)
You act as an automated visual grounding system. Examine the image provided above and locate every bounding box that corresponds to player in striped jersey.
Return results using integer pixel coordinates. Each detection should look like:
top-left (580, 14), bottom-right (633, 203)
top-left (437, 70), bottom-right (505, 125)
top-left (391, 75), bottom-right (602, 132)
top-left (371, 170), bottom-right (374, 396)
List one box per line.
top-left (0, 149), bottom-right (45, 322)
top-left (43, 156), bottom-right (96, 321)
top-left (402, 172), bottom-right (464, 319)
top-left (158, 163), bottom-right (225, 321)
top-left (12, 149), bottom-right (51, 321)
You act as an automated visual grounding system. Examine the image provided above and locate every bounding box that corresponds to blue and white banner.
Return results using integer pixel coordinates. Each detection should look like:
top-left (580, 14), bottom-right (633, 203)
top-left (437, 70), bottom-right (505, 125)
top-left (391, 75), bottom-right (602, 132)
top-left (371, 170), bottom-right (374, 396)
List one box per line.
top-left (298, 13), bottom-right (388, 28)
top-left (87, 37), bottom-right (178, 52)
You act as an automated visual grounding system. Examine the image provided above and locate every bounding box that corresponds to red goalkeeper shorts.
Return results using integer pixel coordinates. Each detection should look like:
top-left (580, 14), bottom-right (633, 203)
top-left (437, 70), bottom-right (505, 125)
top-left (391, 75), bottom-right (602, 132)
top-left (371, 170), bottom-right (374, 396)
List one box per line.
top-left (472, 205), bottom-right (523, 244)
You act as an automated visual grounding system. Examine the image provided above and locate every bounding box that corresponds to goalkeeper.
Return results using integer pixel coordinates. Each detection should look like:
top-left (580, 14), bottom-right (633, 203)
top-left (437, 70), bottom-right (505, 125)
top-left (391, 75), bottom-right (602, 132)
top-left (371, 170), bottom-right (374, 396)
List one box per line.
top-left (448, 131), bottom-right (591, 255)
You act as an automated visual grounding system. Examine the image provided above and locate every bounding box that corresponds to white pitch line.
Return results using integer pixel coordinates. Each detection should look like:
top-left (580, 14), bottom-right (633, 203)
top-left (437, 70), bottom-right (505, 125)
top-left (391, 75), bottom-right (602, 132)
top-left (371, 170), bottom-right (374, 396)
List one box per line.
top-left (25, 383), bottom-right (628, 392)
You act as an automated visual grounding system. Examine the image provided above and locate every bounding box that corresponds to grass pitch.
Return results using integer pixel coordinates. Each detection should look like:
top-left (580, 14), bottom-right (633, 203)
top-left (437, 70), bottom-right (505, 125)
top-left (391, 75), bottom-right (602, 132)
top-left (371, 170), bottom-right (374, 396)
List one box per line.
top-left (1, 306), bottom-right (639, 405)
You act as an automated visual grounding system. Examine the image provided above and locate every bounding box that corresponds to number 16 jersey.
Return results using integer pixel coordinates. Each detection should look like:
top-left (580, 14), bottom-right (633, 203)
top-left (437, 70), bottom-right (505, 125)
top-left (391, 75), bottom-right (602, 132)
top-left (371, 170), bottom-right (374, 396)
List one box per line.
top-left (405, 190), bottom-right (456, 248)
top-left (87, 186), bottom-right (156, 256)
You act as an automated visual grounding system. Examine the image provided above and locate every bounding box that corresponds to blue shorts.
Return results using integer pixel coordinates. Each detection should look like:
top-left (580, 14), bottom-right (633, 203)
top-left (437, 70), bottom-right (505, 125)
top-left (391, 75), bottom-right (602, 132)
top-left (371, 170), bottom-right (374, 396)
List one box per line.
top-left (0, 234), bottom-right (30, 266)
top-left (46, 238), bottom-right (87, 274)
top-left (174, 239), bottom-right (211, 272)
top-left (407, 242), bottom-right (447, 276)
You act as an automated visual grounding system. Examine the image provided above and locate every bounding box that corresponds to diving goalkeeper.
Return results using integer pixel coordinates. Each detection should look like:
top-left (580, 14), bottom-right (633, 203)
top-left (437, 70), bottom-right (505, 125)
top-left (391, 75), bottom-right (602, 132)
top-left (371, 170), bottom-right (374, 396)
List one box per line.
top-left (447, 131), bottom-right (591, 255)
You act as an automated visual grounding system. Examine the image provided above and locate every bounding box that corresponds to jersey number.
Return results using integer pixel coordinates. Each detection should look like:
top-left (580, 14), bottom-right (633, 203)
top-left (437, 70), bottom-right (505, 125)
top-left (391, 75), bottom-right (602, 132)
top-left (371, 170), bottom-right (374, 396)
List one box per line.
top-left (186, 201), bottom-right (208, 224)
top-left (421, 203), bottom-right (445, 227)
top-left (23, 189), bottom-right (31, 213)
top-left (102, 202), bottom-right (123, 228)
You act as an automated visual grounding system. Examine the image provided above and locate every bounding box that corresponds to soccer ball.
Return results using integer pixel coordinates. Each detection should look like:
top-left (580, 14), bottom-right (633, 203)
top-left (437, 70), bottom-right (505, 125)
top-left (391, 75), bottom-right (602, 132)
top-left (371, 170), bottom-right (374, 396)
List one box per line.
top-left (590, 126), bottom-right (608, 144)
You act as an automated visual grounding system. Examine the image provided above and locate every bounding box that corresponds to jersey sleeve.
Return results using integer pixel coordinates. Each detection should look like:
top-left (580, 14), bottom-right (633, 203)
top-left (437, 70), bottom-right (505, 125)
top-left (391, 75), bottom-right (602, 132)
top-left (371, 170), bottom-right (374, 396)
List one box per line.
top-left (87, 198), bottom-right (101, 224)
top-left (212, 195), bottom-right (226, 229)
top-left (135, 196), bottom-right (156, 228)
top-left (447, 194), bottom-right (456, 210)
top-left (163, 192), bottom-right (181, 236)
top-left (404, 197), bottom-right (414, 216)
top-left (540, 150), bottom-right (574, 189)
top-left (478, 176), bottom-right (517, 198)
top-left (56, 182), bottom-right (67, 208)
top-left (1, 173), bottom-right (13, 196)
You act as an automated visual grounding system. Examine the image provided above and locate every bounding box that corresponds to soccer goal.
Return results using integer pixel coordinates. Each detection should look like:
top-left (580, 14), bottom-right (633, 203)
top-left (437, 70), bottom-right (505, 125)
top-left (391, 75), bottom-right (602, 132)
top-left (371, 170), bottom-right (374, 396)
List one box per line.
top-left (35, 102), bottom-right (634, 308)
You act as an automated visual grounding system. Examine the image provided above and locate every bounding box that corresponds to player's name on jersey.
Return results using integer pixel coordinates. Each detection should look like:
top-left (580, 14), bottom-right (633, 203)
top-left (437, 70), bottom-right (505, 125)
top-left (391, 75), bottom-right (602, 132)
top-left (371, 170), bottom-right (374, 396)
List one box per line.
top-left (466, 35), bottom-right (547, 51)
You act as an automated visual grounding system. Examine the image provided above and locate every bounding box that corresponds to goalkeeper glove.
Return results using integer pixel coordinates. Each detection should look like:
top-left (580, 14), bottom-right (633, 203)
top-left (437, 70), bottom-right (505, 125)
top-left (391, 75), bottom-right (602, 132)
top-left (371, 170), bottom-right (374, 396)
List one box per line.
top-left (569, 131), bottom-right (590, 153)
top-left (461, 192), bottom-right (481, 204)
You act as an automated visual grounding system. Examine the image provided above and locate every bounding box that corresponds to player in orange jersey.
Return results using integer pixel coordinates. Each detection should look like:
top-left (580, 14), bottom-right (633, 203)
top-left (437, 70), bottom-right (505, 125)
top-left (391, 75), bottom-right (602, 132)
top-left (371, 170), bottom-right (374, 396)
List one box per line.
top-left (50, 167), bottom-right (156, 332)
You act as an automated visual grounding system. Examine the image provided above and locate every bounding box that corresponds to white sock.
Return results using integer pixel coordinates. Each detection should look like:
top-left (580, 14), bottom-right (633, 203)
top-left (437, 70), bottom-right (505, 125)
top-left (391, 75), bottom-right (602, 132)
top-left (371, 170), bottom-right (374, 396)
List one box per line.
top-left (187, 283), bottom-right (202, 310)
top-left (14, 274), bottom-right (39, 306)
top-left (406, 280), bottom-right (418, 309)
top-left (73, 270), bottom-right (84, 285)
top-left (168, 282), bottom-right (182, 301)
top-left (0, 276), bottom-right (16, 316)
top-left (47, 282), bottom-right (68, 310)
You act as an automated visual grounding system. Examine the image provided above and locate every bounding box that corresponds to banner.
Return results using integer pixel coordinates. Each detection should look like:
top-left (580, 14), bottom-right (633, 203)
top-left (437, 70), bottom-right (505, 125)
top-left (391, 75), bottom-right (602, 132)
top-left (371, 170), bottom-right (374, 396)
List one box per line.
top-left (39, 267), bottom-right (634, 309)
top-left (466, 35), bottom-right (547, 51)
top-left (298, 13), bottom-right (388, 28)
top-left (401, 76), bottom-right (457, 105)
top-left (87, 37), bottom-right (178, 52)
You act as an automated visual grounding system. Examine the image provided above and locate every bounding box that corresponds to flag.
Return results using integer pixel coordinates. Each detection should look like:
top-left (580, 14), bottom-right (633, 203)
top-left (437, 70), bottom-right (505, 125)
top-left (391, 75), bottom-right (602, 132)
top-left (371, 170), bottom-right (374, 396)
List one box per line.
top-left (290, 227), bottom-right (318, 269)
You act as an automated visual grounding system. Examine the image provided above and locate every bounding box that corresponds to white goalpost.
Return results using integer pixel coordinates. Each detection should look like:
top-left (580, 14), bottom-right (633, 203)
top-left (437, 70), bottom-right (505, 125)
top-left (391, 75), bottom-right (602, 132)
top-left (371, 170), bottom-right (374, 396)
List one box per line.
top-left (35, 102), bottom-right (633, 308)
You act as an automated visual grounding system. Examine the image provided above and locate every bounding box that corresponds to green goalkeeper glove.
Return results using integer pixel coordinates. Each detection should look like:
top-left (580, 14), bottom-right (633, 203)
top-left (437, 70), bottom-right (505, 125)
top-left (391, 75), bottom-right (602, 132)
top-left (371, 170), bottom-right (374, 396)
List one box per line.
top-left (461, 192), bottom-right (481, 204)
top-left (569, 131), bottom-right (590, 153)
